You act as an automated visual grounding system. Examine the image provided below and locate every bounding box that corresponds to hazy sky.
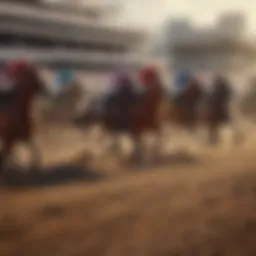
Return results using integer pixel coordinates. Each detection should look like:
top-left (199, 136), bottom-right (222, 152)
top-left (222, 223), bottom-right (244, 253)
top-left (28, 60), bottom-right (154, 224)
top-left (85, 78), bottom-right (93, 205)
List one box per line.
top-left (112, 0), bottom-right (256, 30)
top-left (47, 0), bottom-right (256, 30)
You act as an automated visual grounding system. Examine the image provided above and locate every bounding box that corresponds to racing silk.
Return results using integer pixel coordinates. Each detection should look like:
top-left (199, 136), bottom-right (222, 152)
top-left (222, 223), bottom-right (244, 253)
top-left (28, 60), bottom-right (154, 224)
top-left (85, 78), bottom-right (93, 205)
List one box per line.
top-left (107, 72), bottom-right (120, 94)
top-left (173, 69), bottom-right (192, 94)
top-left (109, 71), bottom-right (129, 87)
top-left (104, 71), bottom-right (138, 116)
top-left (139, 66), bottom-right (160, 88)
top-left (5, 59), bottom-right (30, 82)
top-left (138, 65), bottom-right (166, 99)
top-left (106, 71), bottom-right (135, 96)
top-left (53, 69), bottom-right (74, 95)
top-left (57, 69), bottom-right (74, 86)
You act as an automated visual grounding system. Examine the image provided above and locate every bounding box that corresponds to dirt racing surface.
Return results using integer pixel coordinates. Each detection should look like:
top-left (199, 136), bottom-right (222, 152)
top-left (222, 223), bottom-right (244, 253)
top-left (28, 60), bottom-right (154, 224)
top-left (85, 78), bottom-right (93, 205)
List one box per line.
top-left (0, 145), bottom-right (255, 256)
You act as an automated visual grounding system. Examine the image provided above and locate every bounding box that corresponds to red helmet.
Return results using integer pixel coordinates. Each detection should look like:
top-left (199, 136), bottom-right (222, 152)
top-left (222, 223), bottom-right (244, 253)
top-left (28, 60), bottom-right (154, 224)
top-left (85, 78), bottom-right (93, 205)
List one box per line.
top-left (139, 66), bottom-right (159, 86)
top-left (5, 59), bottom-right (30, 79)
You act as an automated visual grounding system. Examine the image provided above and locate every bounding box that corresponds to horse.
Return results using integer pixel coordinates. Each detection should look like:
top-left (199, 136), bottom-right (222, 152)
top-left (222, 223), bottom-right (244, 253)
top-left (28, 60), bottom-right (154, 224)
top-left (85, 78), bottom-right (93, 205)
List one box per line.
top-left (168, 74), bottom-right (242, 145)
top-left (0, 61), bottom-right (47, 174)
top-left (168, 76), bottom-right (205, 135)
top-left (73, 68), bottom-right (170, 164)
top-left (203, 75), bottom-right (240, 144)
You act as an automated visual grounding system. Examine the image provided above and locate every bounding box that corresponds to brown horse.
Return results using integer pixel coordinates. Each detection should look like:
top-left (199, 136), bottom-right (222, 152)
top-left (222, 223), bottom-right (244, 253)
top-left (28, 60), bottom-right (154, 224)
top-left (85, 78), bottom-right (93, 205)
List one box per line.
top-left (74, 72), bottom-right (169, 163)
top-left (0, 63), bottom-right (46, 173)
top-left (168, 75), bottom-right (238, 145)
top-left (168, 76), bottom-right (204, 131)
top-left (203, 75), bottom-right (235, 144)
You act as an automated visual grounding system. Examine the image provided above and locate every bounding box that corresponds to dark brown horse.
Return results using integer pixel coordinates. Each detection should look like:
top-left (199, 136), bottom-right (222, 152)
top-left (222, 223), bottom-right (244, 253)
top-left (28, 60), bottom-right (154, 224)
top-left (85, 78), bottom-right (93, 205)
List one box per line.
top-left (168, 75), bottom-right (238, 144)
top-left (204, 75), bottom-right (234, 144)
top-left (169, 76), bottom-right (204, 131)
top-left (0, 62), bottom-right (46, 173)
top-left (74, 69), bottom-right (169, 163)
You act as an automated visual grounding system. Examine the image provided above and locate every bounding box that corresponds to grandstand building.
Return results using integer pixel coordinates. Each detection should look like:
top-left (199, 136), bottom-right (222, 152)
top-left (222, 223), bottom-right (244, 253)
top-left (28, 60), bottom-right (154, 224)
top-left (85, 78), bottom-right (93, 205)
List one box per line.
top-left (0, 0), bottom-right (146, 69)
top-left (167, 13), bottom-right (256, 74)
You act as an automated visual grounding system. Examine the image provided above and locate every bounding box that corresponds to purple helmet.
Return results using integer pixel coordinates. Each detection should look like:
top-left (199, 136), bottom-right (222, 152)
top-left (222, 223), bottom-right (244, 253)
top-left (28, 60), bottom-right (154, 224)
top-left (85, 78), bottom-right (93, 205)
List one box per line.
top-left (109, 70), bottom-right (131, 88)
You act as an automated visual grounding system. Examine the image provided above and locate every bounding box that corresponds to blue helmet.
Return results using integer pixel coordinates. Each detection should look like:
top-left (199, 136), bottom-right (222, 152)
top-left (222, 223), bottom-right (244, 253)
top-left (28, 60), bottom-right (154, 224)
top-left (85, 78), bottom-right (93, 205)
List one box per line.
top-left (175, 69), bottom-right (192, 89)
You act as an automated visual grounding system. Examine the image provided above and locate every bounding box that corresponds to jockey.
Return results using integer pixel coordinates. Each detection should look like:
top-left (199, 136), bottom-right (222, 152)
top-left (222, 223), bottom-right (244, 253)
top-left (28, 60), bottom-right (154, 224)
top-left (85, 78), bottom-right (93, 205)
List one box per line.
top-left (109, 70), bottom-right (129, 88)
top-left (107, 70), bottom-right (136, 96)
top-left (5, 59), bottom-right (30, 76)
top-left (0, 66), bottom-right (14, 92)
top-left (212, 74), bottom-right (232, 98)
top-left (4, 59), bottom-right (33, 86)
top-left (0, 59), bottom-right (29, 108)
top-left (104, 70), bottom-right (137, 114)
top-left (54, 68), bottom-right (75, 96)
top-left (173, 68), bottom-right (193, 97)
top-left (139, 65), bottom-right (163, 93)
top-left (2, 59), bottom-right (31, 88)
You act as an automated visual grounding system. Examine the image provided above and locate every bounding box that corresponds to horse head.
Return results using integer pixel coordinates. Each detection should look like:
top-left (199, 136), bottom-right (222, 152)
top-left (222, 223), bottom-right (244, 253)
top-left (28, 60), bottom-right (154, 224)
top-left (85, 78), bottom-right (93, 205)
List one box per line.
top-left (139, 66), bottom-right (165, 106)
top-left (6, 60), bottom-right (47, 98)
top-left (22, 67), bottom-right (46, 96)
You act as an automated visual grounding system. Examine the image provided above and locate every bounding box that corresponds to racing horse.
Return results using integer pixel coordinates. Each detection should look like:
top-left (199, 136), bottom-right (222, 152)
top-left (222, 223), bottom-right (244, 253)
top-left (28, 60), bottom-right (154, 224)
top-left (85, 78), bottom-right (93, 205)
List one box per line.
top-left (0, 60), bottom-right (46, 174)
top-left (168, 74), bottom-right (242, 145)
top-left (73, 67), bottom-right (170, 164)
top-left (203, 75), bottom-right (241, 144)
top-left (169, 75), bottom-right (204, 132)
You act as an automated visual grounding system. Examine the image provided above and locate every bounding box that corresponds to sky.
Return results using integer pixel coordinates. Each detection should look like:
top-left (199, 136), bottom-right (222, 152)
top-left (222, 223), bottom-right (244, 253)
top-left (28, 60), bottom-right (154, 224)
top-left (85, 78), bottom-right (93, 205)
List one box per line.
top-left (47, 0), bottom-right (256, 31)
top-left (110, 0), bottom-right (256, 30)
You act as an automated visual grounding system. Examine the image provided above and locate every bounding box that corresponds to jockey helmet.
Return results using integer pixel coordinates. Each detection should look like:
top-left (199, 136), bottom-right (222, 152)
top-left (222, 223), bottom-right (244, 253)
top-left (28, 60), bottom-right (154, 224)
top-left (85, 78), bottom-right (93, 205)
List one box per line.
top-left (110, 70), bottom-right (132, 88)
top-left (5, 59), bottom-right (31, 79)
top-left (139, 65), bottom-right (159, 86)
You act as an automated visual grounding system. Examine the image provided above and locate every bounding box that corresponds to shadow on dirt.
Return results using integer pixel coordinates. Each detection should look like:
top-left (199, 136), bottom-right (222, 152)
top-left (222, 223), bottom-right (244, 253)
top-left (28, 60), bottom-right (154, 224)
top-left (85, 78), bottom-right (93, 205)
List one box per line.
top-left (0, 164), bottom-right (105, 188)
top-left (0, 151), bottom-right (201, 188)
top-left (130, 150), bottom-right (201, 171)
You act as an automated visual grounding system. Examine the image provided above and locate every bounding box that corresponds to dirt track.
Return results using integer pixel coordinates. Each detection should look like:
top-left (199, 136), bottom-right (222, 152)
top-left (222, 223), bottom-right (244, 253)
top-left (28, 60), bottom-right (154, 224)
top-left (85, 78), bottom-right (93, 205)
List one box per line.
top-left (0, 144), bottom-right (256, 256)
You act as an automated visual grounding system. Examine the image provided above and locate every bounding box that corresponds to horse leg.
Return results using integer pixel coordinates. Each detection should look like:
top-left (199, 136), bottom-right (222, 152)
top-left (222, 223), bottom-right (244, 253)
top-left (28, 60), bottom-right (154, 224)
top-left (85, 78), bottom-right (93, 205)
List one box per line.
top-left (133, 133), bottom-right (158, 166)
top-left (26, 139), bottom-right (42, 173)
top-left (106, 133), bottom-right (126, 164)
top-left (0, 138), bottom-right (14, 174)
top-left (208, 123), bottom-right (219, 145)
top-left (112, 134), bottom-right (124, 162)
top-left (233, 126), bottom-right (244, 145)
top-left (229, 119), bottom-right (244, 145)
top-left (151, 131), bottom-right (164, 164)
top-left (131, 134), bottom-right (143, 164)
